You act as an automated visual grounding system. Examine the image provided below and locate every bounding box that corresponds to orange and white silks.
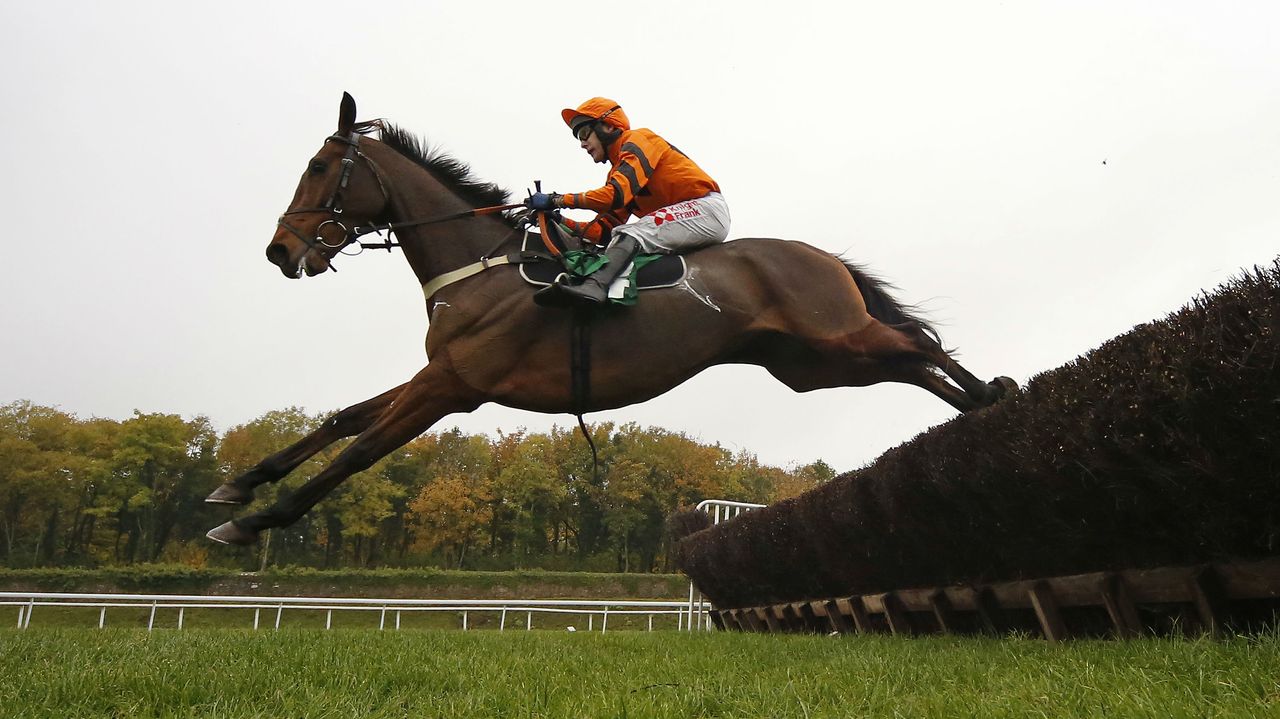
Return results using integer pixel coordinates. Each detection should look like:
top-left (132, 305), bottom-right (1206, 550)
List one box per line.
top-left (561, 128), bottom-right (729, 252)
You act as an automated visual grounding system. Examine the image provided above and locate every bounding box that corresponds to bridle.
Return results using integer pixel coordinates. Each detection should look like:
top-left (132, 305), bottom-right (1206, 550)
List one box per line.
top-left (276, 132), bottom-right (392, 261)
top-left (276, 131), bottom-right (525, 268)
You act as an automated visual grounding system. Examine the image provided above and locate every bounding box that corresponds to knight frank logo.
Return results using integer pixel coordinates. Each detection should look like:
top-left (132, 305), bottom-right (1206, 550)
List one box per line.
top-left (652, 201), bottom-right (702, 226)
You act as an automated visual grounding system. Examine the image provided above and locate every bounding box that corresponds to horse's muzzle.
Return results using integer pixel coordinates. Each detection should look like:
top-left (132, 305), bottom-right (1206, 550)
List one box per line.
top-left (266, 242), bottom-right (291, 269)
top-left (266, 240), bottom-right (331, 278)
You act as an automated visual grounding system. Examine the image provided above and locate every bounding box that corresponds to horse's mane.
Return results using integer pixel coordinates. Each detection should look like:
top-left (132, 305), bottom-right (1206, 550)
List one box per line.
top-left (357, 120), bottom-right (515, 221)
top-left (840, 260), bottom-right (947, 349)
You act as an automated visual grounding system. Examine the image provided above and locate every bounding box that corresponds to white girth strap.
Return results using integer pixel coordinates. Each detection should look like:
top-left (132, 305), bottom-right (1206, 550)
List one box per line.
top-left (421, 255), bottom-right (515, 301)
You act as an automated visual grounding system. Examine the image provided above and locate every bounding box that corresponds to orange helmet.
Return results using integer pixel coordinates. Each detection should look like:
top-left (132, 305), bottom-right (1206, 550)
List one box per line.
top-left (561, 97), bottom-right (630, 136)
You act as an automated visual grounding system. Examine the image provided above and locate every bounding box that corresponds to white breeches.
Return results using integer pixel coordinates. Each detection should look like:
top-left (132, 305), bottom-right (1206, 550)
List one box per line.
top-left (611, 192), bottom-right (730, 253)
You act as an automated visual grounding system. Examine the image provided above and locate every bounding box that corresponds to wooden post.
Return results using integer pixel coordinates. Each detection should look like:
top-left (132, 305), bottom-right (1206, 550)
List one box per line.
top-left (807, 601), bottom-right (829, 632)
top-left (880, 592), bottom-right (913, 636)
top-left (758, 606), bottom-right (783, 633)
top-left (795, 602), bottom-right (821, 633)
top-left (974, 587), bottom-right (1002, 635)
top-left (722, 610), bottom-right (742, 632)
top-left (775, 604), bottom-right (798, 632)
top-left (823, 599), bottom-right (855, 634)
top-left (709, 611), bottom-right (726, 631)
top-left (1099, 573), bottom-right (1143, 638)
top-left (741, 608), bottom-right (764, 633)
top-left (1028, 581), bottom-right (1068, 642)
top-left (929, 590), bottom-right (957, 634)
top-left (838, 596), bottom-right (873, 633)
top-left (1190, 566), bottom-right (1228, 637)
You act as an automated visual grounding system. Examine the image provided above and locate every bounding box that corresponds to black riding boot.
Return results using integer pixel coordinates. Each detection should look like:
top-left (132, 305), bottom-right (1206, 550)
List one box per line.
top-left (534, 236), bottom-right (641, 307)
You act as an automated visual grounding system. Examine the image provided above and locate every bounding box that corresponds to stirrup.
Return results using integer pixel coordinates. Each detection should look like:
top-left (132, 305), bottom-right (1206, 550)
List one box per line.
top-left (555, 279), bottom-right (608, 304)
top-left (533, 274), bottom-right (582, 308)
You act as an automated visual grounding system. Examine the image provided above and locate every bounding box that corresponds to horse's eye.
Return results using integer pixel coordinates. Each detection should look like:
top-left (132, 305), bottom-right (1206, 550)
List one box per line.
top-left (309, 160), bottom-right (327, 175)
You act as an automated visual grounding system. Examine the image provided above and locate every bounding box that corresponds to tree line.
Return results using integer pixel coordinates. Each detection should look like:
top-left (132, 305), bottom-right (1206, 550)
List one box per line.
top-left (0, 400), bottom-right (834, 572)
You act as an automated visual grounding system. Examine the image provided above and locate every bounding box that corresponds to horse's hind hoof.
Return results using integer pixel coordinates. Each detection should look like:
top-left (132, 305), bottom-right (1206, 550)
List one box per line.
top-left (205, 482), bottom-right (253, 505)
top-left (988, 376), bottom-right (1020, 402)
top-left (206, 520), bottom-right (260, 546)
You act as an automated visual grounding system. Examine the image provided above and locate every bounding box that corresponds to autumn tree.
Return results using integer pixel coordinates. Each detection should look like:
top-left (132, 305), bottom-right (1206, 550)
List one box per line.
top-left (109, 411), bottom-right (219, 563)
top-left (216, 407), bottom-right (328, 569)
top-left (400, 429), bottom-right (494, 568)
top-left (0, 398), bottom-right (836, 571)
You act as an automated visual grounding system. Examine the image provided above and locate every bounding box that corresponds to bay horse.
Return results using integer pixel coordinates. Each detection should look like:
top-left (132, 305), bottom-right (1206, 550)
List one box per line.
top-left (205, 93), bottom-right (1014, 545)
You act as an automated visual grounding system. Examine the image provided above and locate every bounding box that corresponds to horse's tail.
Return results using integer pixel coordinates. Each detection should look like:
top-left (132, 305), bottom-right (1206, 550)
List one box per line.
top-left (840, 259), bottom-right (945, 347)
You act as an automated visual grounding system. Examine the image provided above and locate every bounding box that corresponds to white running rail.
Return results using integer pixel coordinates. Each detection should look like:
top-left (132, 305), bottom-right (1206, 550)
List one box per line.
top-left (686, 499), bottom-right (767, 631)
top-left (0, 592), bottom-right (695, 633)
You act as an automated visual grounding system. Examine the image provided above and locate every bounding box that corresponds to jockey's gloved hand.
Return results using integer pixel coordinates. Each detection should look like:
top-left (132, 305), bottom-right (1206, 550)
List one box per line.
top-left (525, 192), bottom-right (560, 211)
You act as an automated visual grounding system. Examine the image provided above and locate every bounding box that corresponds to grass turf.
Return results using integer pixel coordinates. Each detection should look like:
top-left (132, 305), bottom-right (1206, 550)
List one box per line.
top-left (1, 629), bottom-right (1277, 718)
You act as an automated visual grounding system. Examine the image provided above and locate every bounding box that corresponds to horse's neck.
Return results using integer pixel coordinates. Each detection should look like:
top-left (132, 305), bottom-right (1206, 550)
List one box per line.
top-left (369, 145), bottom-right (514, 287)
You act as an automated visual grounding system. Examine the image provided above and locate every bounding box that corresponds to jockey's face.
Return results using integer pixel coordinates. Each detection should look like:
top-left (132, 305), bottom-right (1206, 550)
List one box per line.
top-left (578, 125), bottom-right (608, 164)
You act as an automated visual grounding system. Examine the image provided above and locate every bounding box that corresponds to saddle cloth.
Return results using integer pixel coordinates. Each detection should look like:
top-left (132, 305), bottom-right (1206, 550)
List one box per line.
top-left (517, 230), bottom-right (688, 292)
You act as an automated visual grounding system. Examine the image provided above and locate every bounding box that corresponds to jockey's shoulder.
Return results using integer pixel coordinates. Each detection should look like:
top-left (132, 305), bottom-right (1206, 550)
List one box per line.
top-left (619, 127), bottom-right (662, 143)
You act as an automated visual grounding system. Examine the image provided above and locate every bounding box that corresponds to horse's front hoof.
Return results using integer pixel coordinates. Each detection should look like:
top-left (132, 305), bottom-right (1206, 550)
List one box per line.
top-left (206, 520), bottom-right (260, 546)
top-left (988, 376), bottom-right (1020, 403)
top-left (205, 482), bottom-right (254, 505)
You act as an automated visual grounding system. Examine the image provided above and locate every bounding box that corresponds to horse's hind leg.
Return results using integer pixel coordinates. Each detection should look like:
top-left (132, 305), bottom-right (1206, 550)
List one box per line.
top-left (886, 322), bottom-right (1016, 407)
top-left (760, 318), bottom-right (1010, 411)
top-left (204, 382), bottom-right (408, 506)
top-left (896, 363), bottom-right (983, 412)
top-left (207, 362), bottom-right (482, 545)
top-left (765, 349), bottom-right (980, 413)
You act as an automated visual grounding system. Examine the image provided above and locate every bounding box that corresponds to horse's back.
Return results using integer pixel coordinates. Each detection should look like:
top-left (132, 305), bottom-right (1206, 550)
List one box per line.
top-left (696, 236), bottom-right (834, 261)
top-left (684, 237), bottom-right (857, 292)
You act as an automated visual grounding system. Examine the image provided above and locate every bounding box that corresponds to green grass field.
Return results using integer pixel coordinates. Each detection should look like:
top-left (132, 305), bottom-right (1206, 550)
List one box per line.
top-left (1, 629), bottom-right (1277, 718)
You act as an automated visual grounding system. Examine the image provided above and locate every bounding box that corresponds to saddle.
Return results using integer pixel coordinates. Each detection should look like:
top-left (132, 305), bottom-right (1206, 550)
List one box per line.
top-left (519, 218), bottom-right (687, 294)
top-left (420, 212), bottom-right (688, 303)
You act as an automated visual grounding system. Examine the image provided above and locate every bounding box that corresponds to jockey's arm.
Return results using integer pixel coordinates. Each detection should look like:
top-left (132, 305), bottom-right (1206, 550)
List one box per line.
top-left (562, 211), bottom-right (626, 245)
top-left (558, 138), bottom-right (660, 214)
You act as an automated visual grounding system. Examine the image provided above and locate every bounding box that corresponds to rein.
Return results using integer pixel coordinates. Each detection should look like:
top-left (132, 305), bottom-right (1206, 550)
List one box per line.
top-left (349, 204), bottom-right (525, 251)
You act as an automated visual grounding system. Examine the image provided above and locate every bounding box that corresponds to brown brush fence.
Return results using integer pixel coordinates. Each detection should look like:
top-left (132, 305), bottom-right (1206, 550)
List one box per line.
top-left (675, 258), bottom-right (1280, 638)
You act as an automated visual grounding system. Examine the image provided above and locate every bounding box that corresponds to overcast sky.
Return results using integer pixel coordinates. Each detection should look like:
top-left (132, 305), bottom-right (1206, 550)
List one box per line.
top-left (1, 1), bottom-right (1276, 473)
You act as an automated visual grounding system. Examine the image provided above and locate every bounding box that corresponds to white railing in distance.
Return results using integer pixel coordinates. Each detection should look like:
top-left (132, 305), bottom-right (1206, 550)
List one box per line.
top-left (1, 592), bottom-right (693, 633)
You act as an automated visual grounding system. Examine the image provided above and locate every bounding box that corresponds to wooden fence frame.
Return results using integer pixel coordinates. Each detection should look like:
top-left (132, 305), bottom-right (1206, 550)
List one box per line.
top-left (708, 556), bottom-right (1280, 640)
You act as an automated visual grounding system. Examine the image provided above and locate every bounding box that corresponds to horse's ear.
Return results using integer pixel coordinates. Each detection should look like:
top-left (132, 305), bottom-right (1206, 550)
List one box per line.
top-left (338, 92), bottom-right (357, 135)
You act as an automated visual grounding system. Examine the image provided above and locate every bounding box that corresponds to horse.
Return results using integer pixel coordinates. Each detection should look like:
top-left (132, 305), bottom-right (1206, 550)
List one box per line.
top-left (204, 93), bottom-right (1015, 545)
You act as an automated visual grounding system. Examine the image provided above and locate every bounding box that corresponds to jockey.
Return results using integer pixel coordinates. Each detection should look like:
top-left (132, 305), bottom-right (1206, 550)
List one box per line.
top-left (528, 97), bottom-right (731, 306)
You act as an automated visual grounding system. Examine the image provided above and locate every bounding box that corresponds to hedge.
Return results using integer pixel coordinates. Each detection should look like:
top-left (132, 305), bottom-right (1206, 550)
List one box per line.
top-left (675, 259), bottom-right (1280, 609)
